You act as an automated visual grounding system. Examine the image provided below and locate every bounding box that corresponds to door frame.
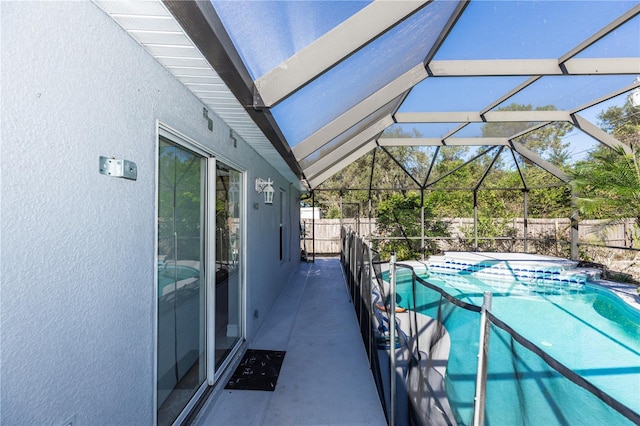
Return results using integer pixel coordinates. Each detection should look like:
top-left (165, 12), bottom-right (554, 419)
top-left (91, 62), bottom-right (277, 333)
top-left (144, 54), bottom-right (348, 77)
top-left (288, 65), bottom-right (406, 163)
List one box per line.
top-left (154, 122), bottom-right (247, 425)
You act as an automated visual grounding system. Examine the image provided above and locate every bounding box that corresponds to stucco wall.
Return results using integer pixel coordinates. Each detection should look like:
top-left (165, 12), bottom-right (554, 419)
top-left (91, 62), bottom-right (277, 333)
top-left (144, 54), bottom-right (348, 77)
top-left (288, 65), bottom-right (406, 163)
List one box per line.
top-left (0, 2), bottom-right (300, 424)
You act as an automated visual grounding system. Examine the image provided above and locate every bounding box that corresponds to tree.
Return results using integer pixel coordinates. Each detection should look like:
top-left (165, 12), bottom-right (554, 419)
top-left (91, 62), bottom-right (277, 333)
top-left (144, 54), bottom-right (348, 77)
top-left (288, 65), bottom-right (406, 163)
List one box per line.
top-left (375, 192), bottom-right (449, 260)
top-left (570, 96), bottom-right (640, 226)
top-left (314, 125), bottom-right (429, 217)
top-left (596, 98), bottom-right (640, 149)
top-left (314, 105), bottom-right (577, 233)
top-left (158, 143), bottom-right (203, 261)
top-left (482, 103), bottom-right (572, 168)
top-left (571, 146), bottom-right (640, 226)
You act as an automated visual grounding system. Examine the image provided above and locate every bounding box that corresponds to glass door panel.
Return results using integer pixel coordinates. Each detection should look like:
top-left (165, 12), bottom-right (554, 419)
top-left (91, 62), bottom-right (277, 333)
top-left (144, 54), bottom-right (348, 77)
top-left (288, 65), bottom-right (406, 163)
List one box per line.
top-left (157, 137), bottom-right (206, 426)
top-left (215, 163), bottom-right (242, 367)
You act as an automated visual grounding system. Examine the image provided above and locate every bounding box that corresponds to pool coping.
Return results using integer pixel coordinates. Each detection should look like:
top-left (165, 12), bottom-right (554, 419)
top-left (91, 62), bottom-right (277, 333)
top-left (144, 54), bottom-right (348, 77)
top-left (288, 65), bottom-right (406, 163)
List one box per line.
top-left (590, 279), bottom-right (640, 311)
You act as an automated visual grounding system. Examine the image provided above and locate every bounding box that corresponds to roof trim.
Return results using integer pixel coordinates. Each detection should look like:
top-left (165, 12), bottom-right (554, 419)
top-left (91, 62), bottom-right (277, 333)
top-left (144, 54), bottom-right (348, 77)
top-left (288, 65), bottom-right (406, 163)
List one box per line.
top-left (161, 0), bottom-right (304, 179)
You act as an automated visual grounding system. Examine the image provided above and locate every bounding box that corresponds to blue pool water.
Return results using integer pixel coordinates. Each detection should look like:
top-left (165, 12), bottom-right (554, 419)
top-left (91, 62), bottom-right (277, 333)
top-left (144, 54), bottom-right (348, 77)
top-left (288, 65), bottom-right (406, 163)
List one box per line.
top-left (394, 267), bottom-right (640, 422)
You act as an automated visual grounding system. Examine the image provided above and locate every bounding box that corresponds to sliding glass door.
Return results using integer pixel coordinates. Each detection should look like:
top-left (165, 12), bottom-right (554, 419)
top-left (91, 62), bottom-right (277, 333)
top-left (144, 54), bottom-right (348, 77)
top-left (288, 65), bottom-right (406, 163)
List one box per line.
top-left (157, 136), bottom-right (207, 426)
top-left (215, 163), bottom-right (243, 368)
top-left (156, 129), bottom-right (244, 425)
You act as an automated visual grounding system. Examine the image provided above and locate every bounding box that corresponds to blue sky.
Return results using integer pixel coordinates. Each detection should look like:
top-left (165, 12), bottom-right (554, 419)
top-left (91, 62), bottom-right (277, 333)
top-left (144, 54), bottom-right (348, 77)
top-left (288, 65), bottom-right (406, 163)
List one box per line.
top-left (211, 0), bottom-right (640, 161)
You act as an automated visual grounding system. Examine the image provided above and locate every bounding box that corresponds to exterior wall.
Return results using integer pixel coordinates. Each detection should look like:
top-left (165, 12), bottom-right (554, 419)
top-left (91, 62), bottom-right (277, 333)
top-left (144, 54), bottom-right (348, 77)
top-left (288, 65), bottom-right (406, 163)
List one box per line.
top-left (0, 2), bottom-right (300, 425)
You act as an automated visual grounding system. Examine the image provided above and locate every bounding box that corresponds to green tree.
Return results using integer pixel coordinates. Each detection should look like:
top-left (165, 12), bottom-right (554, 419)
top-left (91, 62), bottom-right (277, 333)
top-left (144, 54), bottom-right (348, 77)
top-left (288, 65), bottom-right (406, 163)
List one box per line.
top-left (482, 103), bottom-right (572, 168)
top-left (571, 146), bottom-right (640, 226)
top-left (597, 98), bottom-right (640, 148)
top-left (315, 126), bottom-right (429, 217)
top-left (158, 143), bottom-right (203, 261)
top-left (375, 192), bottom-right (449, 260)
top-left (570, 95), bottom-right (640, 226)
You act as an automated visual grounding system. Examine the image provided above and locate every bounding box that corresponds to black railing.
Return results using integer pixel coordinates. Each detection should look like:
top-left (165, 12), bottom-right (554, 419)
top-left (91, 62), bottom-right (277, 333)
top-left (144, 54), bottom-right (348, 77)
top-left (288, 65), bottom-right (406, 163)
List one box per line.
top-left (340, 227), bottom-right (640, 426)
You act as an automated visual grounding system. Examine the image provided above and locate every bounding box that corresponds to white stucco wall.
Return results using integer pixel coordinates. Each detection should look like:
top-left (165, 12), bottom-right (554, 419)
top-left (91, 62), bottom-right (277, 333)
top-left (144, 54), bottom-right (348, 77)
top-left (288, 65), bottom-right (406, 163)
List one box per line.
top-left (0, 2), bottom-right (300, 425)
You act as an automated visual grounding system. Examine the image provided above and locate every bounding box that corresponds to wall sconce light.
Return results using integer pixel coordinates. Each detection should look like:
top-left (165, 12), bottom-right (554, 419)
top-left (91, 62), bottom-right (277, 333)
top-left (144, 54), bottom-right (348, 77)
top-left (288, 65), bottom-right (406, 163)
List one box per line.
top-left (255, 178), bottom-right (275, 204)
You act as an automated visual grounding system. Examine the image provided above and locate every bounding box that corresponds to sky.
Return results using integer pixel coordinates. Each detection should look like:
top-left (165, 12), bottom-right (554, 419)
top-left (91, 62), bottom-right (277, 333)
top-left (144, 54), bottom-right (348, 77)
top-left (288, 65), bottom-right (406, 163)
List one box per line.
top-left (211, 0), bottom-right (640, 162)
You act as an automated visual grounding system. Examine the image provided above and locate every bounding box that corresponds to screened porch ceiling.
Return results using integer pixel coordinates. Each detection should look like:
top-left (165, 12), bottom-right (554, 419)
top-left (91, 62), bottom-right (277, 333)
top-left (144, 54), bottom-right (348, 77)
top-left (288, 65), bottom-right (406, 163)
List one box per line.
top-left (95, 0), bottom-right (640, 192)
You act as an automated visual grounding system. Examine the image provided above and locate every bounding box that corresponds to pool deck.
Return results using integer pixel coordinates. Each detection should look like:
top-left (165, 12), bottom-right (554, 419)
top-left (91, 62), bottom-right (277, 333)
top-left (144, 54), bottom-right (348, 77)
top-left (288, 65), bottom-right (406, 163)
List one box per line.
top-left (192, 258), bottom-right (387, 425)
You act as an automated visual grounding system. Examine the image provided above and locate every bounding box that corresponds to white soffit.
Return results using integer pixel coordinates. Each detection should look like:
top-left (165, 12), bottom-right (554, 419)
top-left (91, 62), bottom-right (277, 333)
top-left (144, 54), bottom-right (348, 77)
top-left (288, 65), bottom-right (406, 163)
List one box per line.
top-left (92, 0), bottom-right (303, 189)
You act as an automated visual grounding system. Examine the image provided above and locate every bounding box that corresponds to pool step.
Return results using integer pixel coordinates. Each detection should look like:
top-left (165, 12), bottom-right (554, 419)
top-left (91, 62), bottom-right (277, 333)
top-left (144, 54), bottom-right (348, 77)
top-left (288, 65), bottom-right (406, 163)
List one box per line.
top-left (427, 252), bottom-right (601, 285)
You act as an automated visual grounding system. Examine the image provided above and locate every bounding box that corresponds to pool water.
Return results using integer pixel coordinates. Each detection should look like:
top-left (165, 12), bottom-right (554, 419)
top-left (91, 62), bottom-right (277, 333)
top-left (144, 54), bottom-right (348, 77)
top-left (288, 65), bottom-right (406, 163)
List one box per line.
top-left (394, 268), bottom-right (640, 422)
top-left (158, 263), bottom-right (201, 296)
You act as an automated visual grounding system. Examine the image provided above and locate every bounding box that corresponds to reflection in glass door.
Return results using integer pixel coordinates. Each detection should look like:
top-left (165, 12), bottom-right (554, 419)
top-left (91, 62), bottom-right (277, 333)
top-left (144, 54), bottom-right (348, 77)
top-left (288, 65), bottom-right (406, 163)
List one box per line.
top-left (157, 136), bottom-right (206, 426)
top-left (215, 163), bottom-right (242, 368)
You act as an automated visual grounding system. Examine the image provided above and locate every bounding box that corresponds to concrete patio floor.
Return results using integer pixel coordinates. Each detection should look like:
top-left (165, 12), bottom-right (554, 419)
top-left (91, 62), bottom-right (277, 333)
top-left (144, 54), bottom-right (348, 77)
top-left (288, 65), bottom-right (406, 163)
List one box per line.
top-left (192, 258), bottom-right (387, 425)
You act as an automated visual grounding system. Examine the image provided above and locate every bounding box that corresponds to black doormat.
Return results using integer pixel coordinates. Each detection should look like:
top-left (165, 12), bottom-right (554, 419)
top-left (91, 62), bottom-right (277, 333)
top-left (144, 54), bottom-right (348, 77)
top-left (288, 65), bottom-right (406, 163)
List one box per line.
top-left (224, 349), bottom-right (286, 391)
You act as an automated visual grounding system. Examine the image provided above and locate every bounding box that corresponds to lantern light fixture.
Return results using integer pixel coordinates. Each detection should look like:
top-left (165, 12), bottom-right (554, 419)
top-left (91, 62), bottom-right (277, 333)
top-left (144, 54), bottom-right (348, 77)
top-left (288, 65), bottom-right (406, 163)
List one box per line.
top-left (255, 178), bottom-right (275, 204)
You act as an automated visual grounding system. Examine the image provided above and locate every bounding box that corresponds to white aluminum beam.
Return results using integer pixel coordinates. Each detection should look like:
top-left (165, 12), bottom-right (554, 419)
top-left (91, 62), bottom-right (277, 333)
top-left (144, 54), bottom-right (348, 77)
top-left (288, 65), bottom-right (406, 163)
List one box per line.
top-left (292, 64), bottom-right (428, 159)
top-left (479, 76), bottom-right (542, 115)
top-left (307, 141), bottom-right (378, 189)
top-left (303, 116), bottom-right (394, 177)
top-left (572, 80), bottom-right (640, 114)
top-left (429, 59), bottom-right (561, 76)
top-left (395, 111), bottom-right (482, 123)
top-left (571, 114), bottom-right (632, 154)
top-left (484, 110), bottom-right (571, 122)
top-left (441, 137), bottom-right (511, 146)
top-left (378, 137), bottom-right (443, 147)
top-left (508, 122), bottom-right (553, 140)
top-left (559, 4), bottom-right (640, 64)
top-left (428, 58), bottom-right (640, 77)
top-left (441, 123), bottom-right (469, 140)
top-left (394, 110), bottom-right (571, 123)
top-left (254, 0), bottom-right (431, 107)
top-left (420, 0), bottom-right (469, 66)
top-left (510, 142), bottom-right (569, 182)
top-left (378, 137), bottom-right (511, 147)
top-left (297, 98), bottom-right (399, 163)
top-left (563, 58), bottom-right (640, 75)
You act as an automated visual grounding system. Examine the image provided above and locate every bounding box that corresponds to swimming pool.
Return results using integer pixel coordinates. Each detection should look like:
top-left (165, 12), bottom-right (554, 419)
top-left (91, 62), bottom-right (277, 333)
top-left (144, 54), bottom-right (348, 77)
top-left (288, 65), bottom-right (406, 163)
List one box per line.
top-left (392, 257), bottom-right (640, 425)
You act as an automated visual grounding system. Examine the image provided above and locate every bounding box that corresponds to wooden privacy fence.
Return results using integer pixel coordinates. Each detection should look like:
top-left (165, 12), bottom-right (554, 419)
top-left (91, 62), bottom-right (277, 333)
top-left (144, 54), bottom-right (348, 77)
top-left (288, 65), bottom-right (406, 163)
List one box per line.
top-left (303, 217), bottom-right (639, 255)
top-left (301, 218), bottom-right (375, 255)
